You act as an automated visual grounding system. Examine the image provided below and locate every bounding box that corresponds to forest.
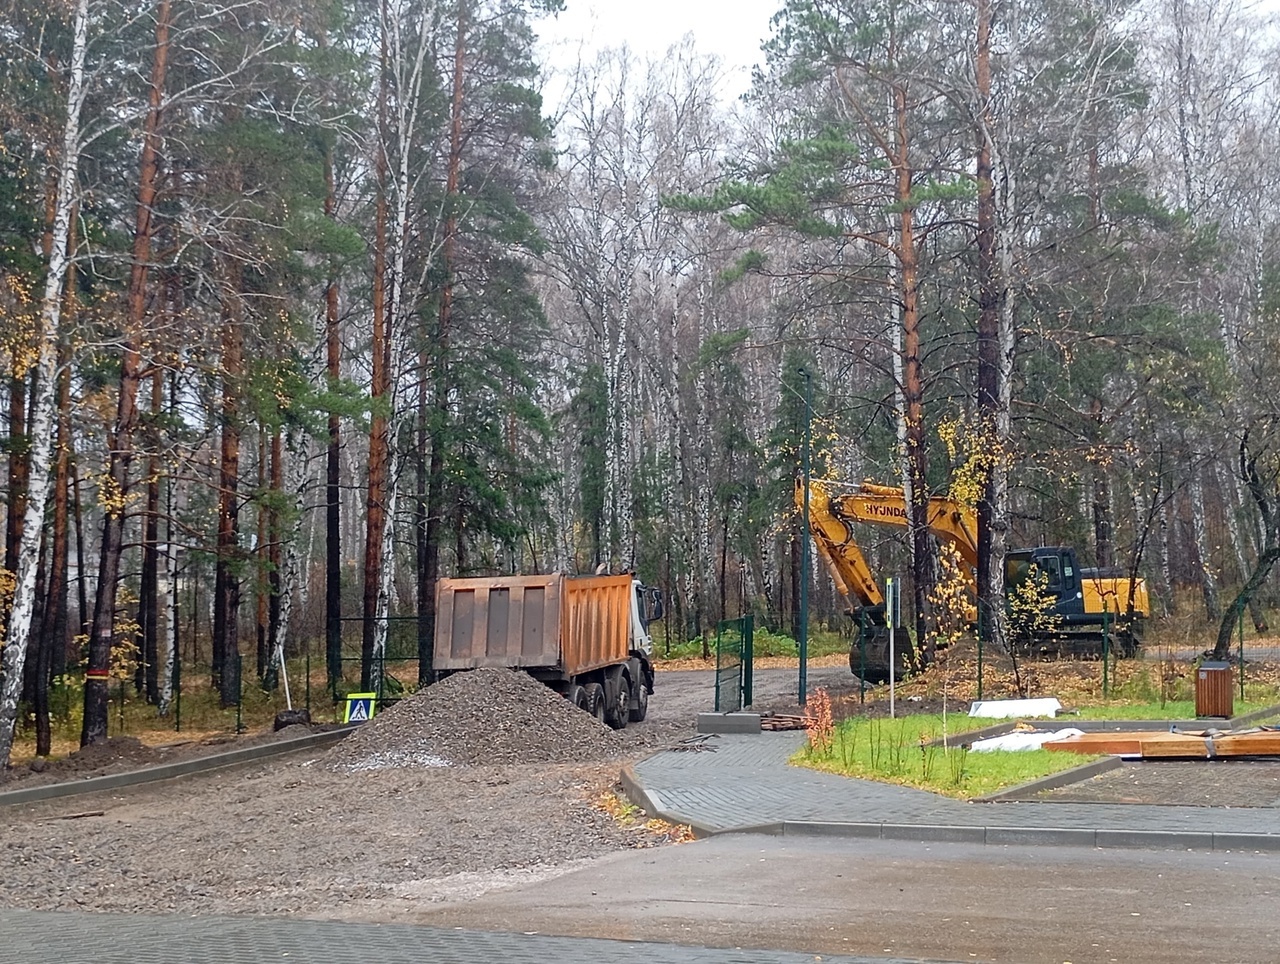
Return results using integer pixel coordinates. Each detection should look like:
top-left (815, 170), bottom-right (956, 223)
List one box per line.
top-left (2, 0), bottom-right (1280, 765)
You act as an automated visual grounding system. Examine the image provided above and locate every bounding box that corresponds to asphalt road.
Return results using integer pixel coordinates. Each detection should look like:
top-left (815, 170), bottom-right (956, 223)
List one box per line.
top-left (651, 663), bottom-right (855, 720)
top-left (406, 832), bottom-right (1280, 964)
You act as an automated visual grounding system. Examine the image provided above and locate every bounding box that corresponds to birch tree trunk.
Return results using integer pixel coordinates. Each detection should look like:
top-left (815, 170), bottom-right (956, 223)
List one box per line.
top-left (271, 428), bottom-right (310, 710)
top-left (1217, 461), bottom-right (1268, 631)
top-left (157, 503), bottom-right (177, 716)
top-left (0, 0), bottom-right (91, 767)
top-left (1189, 462), bottom-right (1221, 621)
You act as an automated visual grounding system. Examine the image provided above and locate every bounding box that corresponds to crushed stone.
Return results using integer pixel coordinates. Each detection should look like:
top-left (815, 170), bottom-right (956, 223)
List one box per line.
top-left (325, 667), bottom-right (625, 770)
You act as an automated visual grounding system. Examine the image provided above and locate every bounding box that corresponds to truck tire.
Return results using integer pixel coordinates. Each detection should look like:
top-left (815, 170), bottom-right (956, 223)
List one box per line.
top-left (566, 684), bottom-right (587, 713)
top-left (583, 682), bottom-right (606, 724)
top-left (605, 676), bottom-right (630, 730)
top-left (629, 679), bottom-right (649, 723)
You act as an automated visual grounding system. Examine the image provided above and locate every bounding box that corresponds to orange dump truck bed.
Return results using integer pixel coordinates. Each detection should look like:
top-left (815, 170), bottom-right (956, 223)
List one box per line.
top-left (433, 573), bottom-right (632, 677)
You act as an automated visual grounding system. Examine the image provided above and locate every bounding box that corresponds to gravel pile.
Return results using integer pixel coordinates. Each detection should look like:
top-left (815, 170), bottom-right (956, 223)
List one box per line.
top-left (326, 667), bottom-right (625, 770)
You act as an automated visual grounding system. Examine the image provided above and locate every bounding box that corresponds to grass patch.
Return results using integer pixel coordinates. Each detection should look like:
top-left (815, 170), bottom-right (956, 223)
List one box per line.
top-left (1060, 699), bottom-right (1277, 721)
top-left (653, 625), bottom-right (848, 663)
top-left (793, 712), bottom-right (1103, 800)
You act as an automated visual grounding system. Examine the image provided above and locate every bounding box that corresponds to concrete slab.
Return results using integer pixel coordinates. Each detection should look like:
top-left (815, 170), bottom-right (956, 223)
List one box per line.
top-left (696, 712), bottom-right (762, 734)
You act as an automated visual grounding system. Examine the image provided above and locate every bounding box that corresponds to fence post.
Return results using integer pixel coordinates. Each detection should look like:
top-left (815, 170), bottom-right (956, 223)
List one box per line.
top-left (235, 652), bottom-right (244, 734)
top-left (858, 609), bottom-right (867, 704)
top-left (1238, 601), bottom-right (1245, 702)
top-left (742, 614), bottom-right (754, 707)
top-left (1102, 604), bottom-right (1111, 698)
top-left (976, 609), bottom-right (984, 702)
top-left (174, 644), bottom-right (182, 733)
top-left (305, 636), bottom-right (311, 716)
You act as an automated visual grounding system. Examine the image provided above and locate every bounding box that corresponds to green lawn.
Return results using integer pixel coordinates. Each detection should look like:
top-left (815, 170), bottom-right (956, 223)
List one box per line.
top-left (1052, 699), bottom-right (1278, 721)
top-left (793, 712), bottom-right (1104, 800)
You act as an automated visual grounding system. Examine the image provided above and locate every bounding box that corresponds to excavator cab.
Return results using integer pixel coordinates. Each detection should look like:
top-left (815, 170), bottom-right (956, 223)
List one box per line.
top-left (1005, 547), bottom-right (1144, 656)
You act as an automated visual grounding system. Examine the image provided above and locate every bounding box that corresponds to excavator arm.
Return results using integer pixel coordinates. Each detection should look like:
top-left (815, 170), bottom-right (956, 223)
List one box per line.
top-left (797, 478), bottom-right (979, 683)
top-left (797, 478), bottom-right (980, 600)
top-left (804, 481), bottom-right (885, 612)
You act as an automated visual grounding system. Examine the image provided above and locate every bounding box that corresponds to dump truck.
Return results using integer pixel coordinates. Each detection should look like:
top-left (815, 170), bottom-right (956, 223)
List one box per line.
top-left (432, 572), bottom-right (662, 728)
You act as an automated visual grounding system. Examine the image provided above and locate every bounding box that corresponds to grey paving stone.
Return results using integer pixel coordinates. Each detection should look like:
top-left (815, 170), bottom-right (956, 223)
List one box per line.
top-left (0, 908), bottom-right (945, 964)
top-left (696, 712), bottom-right (762, 734)
top-left (628, 731), bottom-right (1280, 851)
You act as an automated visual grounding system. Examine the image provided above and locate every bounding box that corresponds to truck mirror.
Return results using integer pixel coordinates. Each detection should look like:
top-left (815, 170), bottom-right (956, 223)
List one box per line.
top-left (647, 588), bottom-right (665, 623)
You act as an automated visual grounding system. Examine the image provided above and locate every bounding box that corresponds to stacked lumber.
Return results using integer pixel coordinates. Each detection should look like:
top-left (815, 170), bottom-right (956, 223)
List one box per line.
top-left (1045, 728), bottom-right (1280, 759)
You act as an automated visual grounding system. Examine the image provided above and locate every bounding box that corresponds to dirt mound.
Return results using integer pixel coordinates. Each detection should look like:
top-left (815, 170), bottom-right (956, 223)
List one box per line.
top-left (0, 736), bottom-right (159, 788)
top-left (326, 668), bottom-right (624, 770)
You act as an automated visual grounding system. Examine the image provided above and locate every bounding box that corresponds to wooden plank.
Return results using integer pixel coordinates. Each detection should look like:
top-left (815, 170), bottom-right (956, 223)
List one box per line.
top-left (1044, 733), bottom-right (1148, 756)
top-left (1140, 732), bottom-right (1280, 759)
top-left (1046, 729), bottom-right (1280, 760)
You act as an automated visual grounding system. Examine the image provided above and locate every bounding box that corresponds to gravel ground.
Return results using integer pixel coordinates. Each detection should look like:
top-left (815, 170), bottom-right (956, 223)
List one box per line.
top-left (0, 667), bottom-right (705, 919)
top-left (7, 662), bottom-right (1280, 920)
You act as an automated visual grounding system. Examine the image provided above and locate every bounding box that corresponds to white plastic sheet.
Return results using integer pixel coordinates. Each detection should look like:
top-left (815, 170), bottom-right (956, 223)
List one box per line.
top-left (969, 728), bottom-right (1084, 752)
top-left (968, 698), bottom-right (1063, 719)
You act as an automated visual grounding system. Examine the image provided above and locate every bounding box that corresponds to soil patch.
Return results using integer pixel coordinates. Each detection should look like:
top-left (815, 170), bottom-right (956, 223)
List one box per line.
top-left (0, 725), bottom-right (333, 790)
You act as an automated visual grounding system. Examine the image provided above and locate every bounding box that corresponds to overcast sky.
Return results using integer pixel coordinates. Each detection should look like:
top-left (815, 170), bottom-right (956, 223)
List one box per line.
top-left (536, 0), bottom-right (781, 92)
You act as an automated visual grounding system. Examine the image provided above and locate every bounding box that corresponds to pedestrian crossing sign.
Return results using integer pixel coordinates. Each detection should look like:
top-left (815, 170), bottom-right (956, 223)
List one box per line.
top-left (344, 693), bottom-right (377, 724)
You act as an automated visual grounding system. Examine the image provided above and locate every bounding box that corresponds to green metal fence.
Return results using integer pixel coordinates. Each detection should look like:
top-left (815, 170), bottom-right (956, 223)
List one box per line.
top-left (332, 616), bottom-right (425, 706)
top-left (714, 614), bottom-right (754, 712)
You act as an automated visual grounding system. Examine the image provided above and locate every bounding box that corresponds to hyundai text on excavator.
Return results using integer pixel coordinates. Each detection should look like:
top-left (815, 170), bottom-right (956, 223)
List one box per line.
top-left (799, 479), bottom-right (1150, 682)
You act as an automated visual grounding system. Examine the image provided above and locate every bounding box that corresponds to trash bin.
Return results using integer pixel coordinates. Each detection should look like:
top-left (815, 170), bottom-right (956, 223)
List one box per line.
top-left (1196, 661), bottom-right (1233, 719)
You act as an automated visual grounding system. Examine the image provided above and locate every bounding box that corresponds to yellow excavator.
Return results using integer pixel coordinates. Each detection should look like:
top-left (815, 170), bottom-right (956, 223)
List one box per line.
top-left (799, 479), bottom-right (1150, 682)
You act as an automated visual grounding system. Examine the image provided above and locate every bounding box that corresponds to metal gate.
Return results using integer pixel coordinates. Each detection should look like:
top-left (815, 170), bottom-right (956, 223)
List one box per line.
top-left (714, 614), bottom-right (754, 712)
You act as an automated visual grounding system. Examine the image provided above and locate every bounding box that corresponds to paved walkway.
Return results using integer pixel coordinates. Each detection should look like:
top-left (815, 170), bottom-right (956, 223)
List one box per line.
top-left (629, 732), bottom-right (1280, 851)
top-left (0, 907), bottom-right (947, 964)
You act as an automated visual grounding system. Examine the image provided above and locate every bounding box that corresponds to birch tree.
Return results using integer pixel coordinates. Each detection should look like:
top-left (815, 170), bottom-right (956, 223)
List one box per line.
top-left (1, 0), bottom-right (90, 765)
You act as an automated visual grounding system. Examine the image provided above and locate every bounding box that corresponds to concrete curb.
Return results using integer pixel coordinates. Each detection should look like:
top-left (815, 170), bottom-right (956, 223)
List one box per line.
top-left (1226, 704), bottom-right (1280, 727)
top-left (973, 756), bottom-right (1123, 802)
top-left (618, 765), bottom-right (719, 839)
top-left (770, 820), bottom-right (1280, 852)
top-left (0, 725), bottom-right (357, 809)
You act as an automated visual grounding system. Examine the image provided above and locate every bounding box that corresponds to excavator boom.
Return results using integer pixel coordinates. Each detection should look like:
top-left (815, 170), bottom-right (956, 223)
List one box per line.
top-left (797, 479), bottom-right (980, 603)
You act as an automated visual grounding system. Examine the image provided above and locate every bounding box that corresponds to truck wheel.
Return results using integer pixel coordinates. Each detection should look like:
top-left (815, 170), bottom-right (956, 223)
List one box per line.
top-left (583, 682), bottom-right (606, 724)
top-left (629, 679), bottom-right (649, 723)
top-left (605, 676), bottom-right (630, 730)
top-left (566, 684), bottom-right (586, 712)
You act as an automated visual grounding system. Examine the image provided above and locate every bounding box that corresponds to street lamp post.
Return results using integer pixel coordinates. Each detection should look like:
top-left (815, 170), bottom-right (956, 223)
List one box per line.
top-left (797, 366), bottom-right (813, 707)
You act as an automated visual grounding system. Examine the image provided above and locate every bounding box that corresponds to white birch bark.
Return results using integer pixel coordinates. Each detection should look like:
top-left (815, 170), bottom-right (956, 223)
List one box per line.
top-left (1189, 462), bottom-right (1221, 621)
top-left (158, 482), bottom-right (177, 716)
top-left (272, 429), bottom-right (310, 710)
top-left (1157, 480), bottom-right (1174, 616)
top-left (890, 274), bottom-right (913, 573)
top-left (0, 0), bottom-right (91, 766)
